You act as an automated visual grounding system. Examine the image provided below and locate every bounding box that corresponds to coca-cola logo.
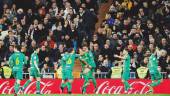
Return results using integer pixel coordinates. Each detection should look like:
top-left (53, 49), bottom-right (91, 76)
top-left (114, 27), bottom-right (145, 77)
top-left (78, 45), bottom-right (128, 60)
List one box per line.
top-left (0, 81), bottom-right (14, 94)
top-left (96, 81), bottom-right (150, 94)
top-left (0, 81), bottom-right (53, 94)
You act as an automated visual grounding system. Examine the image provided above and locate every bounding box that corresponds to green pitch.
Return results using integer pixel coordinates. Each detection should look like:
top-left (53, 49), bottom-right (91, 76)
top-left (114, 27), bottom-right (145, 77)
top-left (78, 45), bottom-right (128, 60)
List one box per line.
top-left (0, 94), bottom-right (170, 96)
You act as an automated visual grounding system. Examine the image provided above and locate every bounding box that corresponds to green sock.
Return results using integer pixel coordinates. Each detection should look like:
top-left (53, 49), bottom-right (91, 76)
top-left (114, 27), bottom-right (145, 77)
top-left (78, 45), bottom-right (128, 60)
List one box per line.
top-left (14, 82), bottom-right (20, 94)
top-left (124, 81), bottom-right (130, 91)
top-left (36, 81), bottom-right (40, 92)
top-left (150, 79), bottom-right (161, 87)
top-left (67, 82), bottom-right (72, 92)
top-left (92, 77), bottom-right (97, 88)
top-left (82, 79), bottom-right (89, 93)
top-left (23, 80), bottom-right (31, 89)
top-left (61, 82), bottom-right (67, 88)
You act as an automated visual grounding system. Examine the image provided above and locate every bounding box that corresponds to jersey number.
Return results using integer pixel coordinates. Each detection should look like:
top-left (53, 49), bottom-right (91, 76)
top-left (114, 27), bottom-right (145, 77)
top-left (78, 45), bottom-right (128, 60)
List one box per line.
top-left (66, 58), bottom-right (72, 64)
top-left (15, 57), bottom-right (19, 65)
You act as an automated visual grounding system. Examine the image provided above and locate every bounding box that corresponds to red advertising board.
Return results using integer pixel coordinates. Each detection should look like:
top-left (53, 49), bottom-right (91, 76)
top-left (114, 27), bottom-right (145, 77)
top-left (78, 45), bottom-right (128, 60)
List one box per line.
top-left (0, 79), bottom-right (170, 94)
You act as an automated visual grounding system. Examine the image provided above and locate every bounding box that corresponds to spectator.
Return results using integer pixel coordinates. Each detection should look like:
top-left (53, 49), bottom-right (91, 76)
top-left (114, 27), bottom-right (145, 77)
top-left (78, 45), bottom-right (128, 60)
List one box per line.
top-left (0, 62), bottom-right (12, 79)
top-left (39, 45), bottom-right (49, 64)
top-left (159, 50), bottom-right (168, 72)
top-left (137, 57), bottom-right (149, 79)
top-left (4, 45), bottom-right (14, 61)
top-left (41, 56), bottom-right (53, 69)
top-left (49, 43), bottom-right (61, 63)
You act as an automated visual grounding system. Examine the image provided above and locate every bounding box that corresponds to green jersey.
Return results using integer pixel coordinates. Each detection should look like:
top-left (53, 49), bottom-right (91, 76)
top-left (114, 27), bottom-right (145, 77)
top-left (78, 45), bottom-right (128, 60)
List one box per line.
top-left (80, 51), bottom-right (96, 69)
top-left (9, 52), bottom-right (27, 71)
top-left (79, 52), bottom-right (89, 71)
top-left (87, 51), bottom-right (96, 68)
top-left (30, 52), bottom-right (39, 71)
top-left (61, 53), bottom-right (76, 71)
top-left (60, 53), bottom-right (77, 80)
top-left (148, 54), bottom-right (158, 74)
top-left (123, 54), bottom-right (131, 72)
top-left (60, 53), bottom-right (69, 71)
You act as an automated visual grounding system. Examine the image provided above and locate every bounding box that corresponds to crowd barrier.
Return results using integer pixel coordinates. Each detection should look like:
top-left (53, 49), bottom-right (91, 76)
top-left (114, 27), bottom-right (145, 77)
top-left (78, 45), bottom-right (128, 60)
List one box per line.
top-left (0, 79), bottom-right (170, 94)
top-left (22, 72), bottom-right (168, 79)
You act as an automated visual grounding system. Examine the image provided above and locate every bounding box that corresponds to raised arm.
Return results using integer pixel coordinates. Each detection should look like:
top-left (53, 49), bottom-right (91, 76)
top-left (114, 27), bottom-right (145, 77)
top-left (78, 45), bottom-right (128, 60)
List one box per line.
top-left (33, 56), bottom-right (40, 73)
top-left (9, 54), bottom-right (14, 68)
top-left (23, 53), bottom-right (27, 65)
top-left (114, 54), bottom-right (126, 60)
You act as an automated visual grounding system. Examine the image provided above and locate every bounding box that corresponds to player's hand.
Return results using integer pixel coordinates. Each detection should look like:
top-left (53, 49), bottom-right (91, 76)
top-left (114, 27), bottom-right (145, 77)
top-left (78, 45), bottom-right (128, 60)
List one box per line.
top-left (79, 49), bottom-right (84, 56)
top-left (158, 66), bottom-right (161, 71)
top-left (122, 79), bottom-right (125, 82)
top-left (83, 68), bottom-right (90, 74)
top-left (88, 65), bottom-right (92, 69)
top-left (85, 65), bottom-right (91, 69)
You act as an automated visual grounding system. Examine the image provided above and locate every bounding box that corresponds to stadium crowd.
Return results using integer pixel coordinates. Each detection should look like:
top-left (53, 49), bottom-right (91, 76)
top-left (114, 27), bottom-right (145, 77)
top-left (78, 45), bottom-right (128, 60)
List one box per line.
top-left (0, 0), bottom-right (170, 79)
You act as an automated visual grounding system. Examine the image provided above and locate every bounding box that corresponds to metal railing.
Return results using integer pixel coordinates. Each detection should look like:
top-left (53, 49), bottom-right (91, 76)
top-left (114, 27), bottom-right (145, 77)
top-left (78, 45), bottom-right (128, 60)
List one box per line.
top-left (23, 72), bottom-right (168, 79)
top-left (161, 72), bottom-right (167, 79)
top-left (23, 73), bottom-right (55, 79)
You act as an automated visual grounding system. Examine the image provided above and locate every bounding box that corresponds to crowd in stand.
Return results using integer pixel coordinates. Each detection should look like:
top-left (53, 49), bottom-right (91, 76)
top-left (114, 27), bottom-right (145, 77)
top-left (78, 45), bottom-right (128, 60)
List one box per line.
top-left (0, 0), bottom-right (170, 79)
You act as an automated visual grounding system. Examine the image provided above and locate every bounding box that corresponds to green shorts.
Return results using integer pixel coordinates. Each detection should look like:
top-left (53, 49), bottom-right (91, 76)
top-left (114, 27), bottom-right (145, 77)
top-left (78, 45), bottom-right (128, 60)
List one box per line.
top-left (122, 71), bottom-right (130, 81)
top-left (83, 68), bottom-right (95, 80)
top-left (30, 68), bottom-right (41, 78)
top-left (62, 70), bottom-right (73, 80)
top-left (13, 70), bottom-right (23, 80)
top-left (150, 71), bottom-right (162, 81)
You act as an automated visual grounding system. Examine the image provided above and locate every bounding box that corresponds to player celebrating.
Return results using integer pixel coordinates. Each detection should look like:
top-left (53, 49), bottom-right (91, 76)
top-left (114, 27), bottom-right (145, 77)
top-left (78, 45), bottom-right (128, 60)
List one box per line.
top-left (9, 45), bottom-right (27, 96)
top-left (146, 49), bottom-right (163, 93)
top-left (60, 48), bottom-right (77, 94)
top-left (114, 48), bottom-right (131, 93)
top-left (21, 46), bottom-right (41, 94)
top-left (79, 45), bottom-right (97, 94)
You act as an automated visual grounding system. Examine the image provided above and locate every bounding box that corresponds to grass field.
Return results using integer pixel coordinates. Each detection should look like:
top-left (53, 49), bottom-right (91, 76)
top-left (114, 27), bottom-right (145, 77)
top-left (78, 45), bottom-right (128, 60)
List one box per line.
top-left (0, 94), bottom-right (170, 96)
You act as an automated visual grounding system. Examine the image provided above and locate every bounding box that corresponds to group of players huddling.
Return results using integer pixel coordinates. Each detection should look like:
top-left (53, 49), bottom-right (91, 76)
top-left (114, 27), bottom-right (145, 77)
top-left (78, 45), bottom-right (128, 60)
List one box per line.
top-left (8, 43), bottom-right (162, 96)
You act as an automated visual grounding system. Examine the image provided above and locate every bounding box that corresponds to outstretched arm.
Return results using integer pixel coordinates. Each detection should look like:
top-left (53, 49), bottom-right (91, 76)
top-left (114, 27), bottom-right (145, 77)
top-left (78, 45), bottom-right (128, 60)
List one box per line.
top-left (33, 56), bottom-right (40, 73)
top-left (114, 54), bottom-right (126, 60)
top-left (115, 60), bottom-right (124, 64)
top-left (34, 60), bottom-right (40, 74)
top-left (23, 54), bottom-right (27, 65)
top-left (9, 55), bottom-right (14, 68)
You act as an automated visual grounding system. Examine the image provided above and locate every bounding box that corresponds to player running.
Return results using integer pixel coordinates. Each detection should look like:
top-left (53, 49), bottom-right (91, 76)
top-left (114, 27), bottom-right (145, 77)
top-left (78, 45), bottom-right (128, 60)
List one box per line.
top-left (145, 49), bottom-right (163, 93)
top-left (21, 46), bottom-right (41, 94)
top-left (114, 49), bottom-right (131, 93)
top-left (79, 45), bottom-right (97, 94)
top-left (60, 48), bottom-right (77, 94)
top-left (9, 45), bottom-right (27, 96)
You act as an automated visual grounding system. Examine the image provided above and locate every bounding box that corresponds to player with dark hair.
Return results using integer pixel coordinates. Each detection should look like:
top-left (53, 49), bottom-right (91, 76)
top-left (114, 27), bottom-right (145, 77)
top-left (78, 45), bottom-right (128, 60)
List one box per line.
top-left (60, 48), bottom-right (77, 94)
top-left (145, 48), bottom-right (163, 93)
top-left (79, 45), bottom-right (97, 94)
top-left (21, 46), bottom-right (41, 94)
top-left (9, 45), bottom-right (27, 96)
top-left (114, 48), bottom-right (131, 93)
